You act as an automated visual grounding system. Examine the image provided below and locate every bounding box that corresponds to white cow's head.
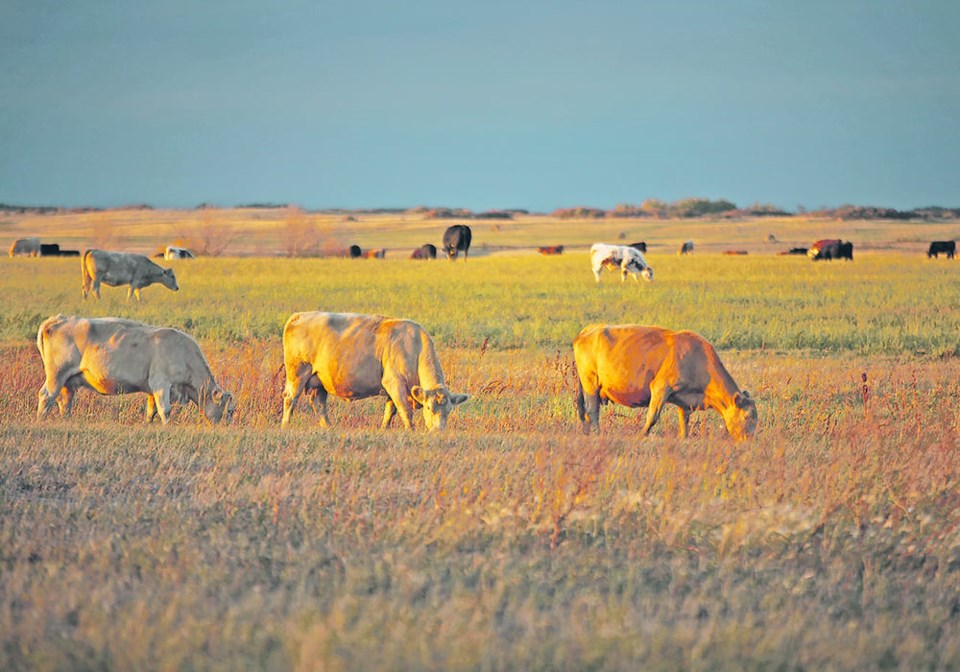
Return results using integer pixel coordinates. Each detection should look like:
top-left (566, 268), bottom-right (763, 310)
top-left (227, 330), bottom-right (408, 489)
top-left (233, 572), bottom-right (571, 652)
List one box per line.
top-left (202, 389), bottom-right (235, 425)
top-left (625, 251), bottom-right (653, 282)
top-left (410, 385), bottom-right (469, 430)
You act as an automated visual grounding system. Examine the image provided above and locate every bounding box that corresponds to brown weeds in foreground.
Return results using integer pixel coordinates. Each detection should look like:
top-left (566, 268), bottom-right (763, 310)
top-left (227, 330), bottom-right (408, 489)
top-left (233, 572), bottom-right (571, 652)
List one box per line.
top-left (4, 342), bottom-right (960, 668)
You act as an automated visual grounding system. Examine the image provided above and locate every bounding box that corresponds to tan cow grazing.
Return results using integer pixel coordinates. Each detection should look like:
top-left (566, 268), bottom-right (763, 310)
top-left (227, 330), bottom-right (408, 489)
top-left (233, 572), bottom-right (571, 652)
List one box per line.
top-left (573, 324), bottom-right (757, 440)
top-left (81, 249), bottom-right (179, 302)
top-left (9, 237), bottom-right (41, 257)
top-left (36, 315), bottom-right (235, 425)
top-left (281, 311), bottom-right (469, 430)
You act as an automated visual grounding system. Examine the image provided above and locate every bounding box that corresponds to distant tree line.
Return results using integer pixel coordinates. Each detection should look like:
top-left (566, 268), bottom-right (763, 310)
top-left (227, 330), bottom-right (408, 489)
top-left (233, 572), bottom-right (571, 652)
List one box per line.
top-left (3, 201), bottom-right (960, 220)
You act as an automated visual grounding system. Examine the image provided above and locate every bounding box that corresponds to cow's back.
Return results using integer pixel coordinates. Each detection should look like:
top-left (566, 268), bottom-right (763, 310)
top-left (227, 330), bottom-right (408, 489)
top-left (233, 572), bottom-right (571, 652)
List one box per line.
top-left (284, 312), bottom-right (388, 396)
top-left (576, 325), bottom-right (717, 402)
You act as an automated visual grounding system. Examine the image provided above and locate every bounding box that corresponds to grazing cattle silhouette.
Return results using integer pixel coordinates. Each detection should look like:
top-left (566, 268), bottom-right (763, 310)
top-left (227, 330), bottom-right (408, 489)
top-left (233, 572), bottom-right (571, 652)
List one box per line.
top-left (442, 225), bottom-right (472, 261)
top-left (928, 241), bottom-right (955, 259)
top-left (537, 245), bottom-right (564, 255)
top-left (411, 244), bottom-right (437, 259)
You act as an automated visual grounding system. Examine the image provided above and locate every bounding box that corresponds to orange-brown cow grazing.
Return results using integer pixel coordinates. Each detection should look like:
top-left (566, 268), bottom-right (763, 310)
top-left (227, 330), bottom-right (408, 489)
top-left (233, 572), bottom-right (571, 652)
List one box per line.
top-left (537, 245), bottom-right (564, 255)
top-left (573, 324), bottom-right (757, 440)
top-left (362, 248), bottom-right (386, 259)
top-left (36, 315), bottom-right (234, 425)
top-left (281, 312), bottom-right (469, 430)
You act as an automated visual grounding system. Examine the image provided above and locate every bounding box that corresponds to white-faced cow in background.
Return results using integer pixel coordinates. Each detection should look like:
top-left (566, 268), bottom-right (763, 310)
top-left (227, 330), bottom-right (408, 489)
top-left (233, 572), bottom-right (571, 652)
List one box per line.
top-left (164, 246), bottom-right (196, 260)
top-left (443, 225), bottom-right (472, 261)
top-left (281, 311), bottom-right (469, 430)
top-left (9, 238), bottom-right (41, 257)
top-left (574, 324), bottom-right (757, 441)
top-left (589, 243), bottom-right (654, 284)
top-left (36, 315), bottom-right (234, 425)
top-left (81, 249), bottom-right (179, 302)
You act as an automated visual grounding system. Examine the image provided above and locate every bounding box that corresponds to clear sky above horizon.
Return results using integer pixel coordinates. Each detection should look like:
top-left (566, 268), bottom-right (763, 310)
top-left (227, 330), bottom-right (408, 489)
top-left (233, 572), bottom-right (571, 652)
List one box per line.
top-left (1, 1), bottom-right (958, 212)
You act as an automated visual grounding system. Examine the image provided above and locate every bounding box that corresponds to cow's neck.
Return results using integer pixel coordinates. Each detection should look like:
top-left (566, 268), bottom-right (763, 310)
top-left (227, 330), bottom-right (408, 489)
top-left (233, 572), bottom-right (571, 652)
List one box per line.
top-left (416, 335), bottom-right (446, 389)
top-left (703, 362), bottom-right (740, 413)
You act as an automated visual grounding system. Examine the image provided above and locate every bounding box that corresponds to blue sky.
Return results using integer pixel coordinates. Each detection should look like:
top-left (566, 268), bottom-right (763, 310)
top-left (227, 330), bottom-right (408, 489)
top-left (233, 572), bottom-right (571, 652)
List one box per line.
top-left (1, 1), bottom-right (958, 211)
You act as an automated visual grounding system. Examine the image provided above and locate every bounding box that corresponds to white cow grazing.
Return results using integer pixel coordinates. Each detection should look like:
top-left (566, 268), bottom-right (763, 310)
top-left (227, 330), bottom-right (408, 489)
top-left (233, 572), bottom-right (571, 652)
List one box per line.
top-left (281, 311), bottom-right (469, 430)
top-left (9, 237), bottom-right (41, 257)
top-left (36, 315), bottom-right (234, 425)
top-left (164, 246), bottom-right (196, 260)
top-left (81, 249), bottom-right (179, 302)
top-left (590, 243), bottom-right (654, 283)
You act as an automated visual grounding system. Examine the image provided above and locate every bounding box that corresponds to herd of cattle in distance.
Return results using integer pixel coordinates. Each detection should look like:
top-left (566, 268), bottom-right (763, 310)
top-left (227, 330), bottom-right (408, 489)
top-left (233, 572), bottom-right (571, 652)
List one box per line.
top-left (10, 222), bottom-right (957, 439)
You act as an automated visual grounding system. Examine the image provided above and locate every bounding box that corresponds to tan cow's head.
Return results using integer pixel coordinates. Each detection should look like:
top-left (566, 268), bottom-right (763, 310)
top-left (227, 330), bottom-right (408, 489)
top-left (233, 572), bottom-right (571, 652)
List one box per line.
top-left (722, 390), bottom-right (758, 441)
top-left (161, 268), bottom-right (179, 292)
top-left (202, 389), bottom-right (235, 425)
top-left (410, 385), bottom-right (469, 431)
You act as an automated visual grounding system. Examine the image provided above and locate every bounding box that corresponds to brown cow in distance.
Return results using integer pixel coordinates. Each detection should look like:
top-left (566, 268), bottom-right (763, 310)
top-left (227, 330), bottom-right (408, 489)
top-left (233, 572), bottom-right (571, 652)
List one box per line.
top-left (363, 248), bottom-right (386, 259)
top-left (573, 324), bottom-right (757, 441)
top-left (537, 245), bottom-right (564, 255)
top-left (410, 244), bottom-right (437, 259)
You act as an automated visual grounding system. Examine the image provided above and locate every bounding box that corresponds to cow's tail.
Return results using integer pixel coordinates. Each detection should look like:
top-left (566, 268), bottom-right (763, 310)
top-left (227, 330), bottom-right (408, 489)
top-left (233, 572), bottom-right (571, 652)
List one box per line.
top-left (80, 250), bottom-right (93, 298)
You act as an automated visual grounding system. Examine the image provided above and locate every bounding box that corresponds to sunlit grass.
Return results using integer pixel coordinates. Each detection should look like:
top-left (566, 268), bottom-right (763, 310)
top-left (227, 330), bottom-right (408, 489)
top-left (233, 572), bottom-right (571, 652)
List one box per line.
top-left (3, 213), bottom-right (960, 669)
top-left (4, 252), bottom-right (959, 355)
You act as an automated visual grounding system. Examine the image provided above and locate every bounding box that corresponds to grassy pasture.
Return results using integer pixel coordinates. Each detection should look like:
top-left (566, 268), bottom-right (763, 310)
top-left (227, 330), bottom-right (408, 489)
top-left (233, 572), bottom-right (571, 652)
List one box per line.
top-left (2, 214), bottom-right (960, 669)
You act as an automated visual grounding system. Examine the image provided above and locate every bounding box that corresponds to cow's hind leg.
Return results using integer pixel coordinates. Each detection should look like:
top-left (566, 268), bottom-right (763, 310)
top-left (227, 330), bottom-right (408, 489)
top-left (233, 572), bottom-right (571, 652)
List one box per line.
top-left (381, 400), bottom-right (397, 429)
top-left (283, 367), bottom-right (324, 427)
top-left (57, 375), bottom-right (85, 417)
top-left (37, 371), bottom-right (79, 418)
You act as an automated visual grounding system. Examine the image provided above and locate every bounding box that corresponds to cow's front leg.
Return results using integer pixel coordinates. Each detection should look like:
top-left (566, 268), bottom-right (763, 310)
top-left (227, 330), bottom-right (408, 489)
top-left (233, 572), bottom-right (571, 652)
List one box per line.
top-left (381, 399), bottom-right (397, 429)
top-left (382, 377), bottom-right (414, 429)
top-left (152, 388), bottom-right (172, 424)
top-left (677, 407), bottom-right (690, 439)
top-left (146, 395), bottom-right (158, 422)
top-left (641, 385), bottom-right (671, 436)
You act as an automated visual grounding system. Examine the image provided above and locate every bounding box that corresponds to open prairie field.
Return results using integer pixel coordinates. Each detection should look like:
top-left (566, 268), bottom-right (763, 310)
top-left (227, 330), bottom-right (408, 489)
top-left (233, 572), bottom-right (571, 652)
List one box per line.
top-left (2, 212), bottom-right (960, 670)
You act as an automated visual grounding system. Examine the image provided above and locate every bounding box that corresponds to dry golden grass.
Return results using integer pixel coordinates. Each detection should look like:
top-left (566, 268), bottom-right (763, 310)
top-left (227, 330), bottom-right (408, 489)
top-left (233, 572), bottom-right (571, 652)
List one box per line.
top-left (2, 210), bottom-right (960, 669)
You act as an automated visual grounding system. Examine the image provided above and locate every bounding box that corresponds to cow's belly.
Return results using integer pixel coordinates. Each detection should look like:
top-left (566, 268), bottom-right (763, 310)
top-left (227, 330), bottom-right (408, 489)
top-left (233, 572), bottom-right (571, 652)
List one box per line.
top-left (99, 271), bottom-right (132, 287)
top-left (601, 386), bottom-right (651, 408)
top-left (80, 369), bottom-right (148, 395)
top-left (328, 382), bottom-right (385, 400)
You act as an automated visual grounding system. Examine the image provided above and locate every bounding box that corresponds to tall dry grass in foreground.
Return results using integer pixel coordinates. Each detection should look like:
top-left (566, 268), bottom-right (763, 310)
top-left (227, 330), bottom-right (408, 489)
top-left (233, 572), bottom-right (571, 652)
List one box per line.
top-left (2, 337), bottom-right (960, 669)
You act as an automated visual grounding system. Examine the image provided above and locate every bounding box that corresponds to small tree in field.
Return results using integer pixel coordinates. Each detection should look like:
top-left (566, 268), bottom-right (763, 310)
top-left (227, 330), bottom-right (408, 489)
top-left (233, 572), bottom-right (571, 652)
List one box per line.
top-left (282, 207), bottom-right (323, 257)
top-left (173, 209), bottom-right (239, 257)
top-left (89, 213), bottom-right (120, 249)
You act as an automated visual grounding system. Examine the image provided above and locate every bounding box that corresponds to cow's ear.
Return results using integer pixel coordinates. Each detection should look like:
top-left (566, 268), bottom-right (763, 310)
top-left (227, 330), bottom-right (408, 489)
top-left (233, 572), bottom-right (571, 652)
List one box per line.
top-left (450, 393), bottom-right (470, 406)
top-left (410, 386), bottom-right (427, 404)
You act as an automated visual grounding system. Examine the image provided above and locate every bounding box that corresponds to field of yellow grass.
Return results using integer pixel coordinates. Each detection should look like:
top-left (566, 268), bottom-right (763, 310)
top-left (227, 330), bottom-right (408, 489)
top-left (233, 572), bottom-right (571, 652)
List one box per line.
top-left (1, 209), bottom-right (959, 669)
